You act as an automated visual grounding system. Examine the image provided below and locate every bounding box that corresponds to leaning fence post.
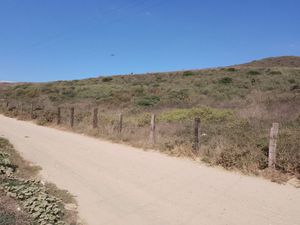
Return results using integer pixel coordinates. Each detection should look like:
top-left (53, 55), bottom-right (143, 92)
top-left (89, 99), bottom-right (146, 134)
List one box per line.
top-left (192, 117), bottom-right (201, 154)
top-left (92, 108), bottom-right (98, 128)
top-left (268, 123), bottom-right (279, 169)
top-left (150, 114), bottom-right (156, 144)
top-left (57, 107), bottom-right (61, 125)
top-left (30, 103), bottom-right (34, 119)
top-left (70, 107), bottom-right (75, 128)
top-left (118, 113), bottom-right (123, 134)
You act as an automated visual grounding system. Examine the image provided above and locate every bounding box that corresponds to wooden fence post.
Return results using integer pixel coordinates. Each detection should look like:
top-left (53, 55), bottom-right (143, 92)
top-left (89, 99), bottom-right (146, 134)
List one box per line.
top-left (57, 107), bottom-right (61, 125)
top-left (30, 103), bottom-right (34, 119)
top-left (19, 102), bottom-right (23, 113)
top-left (92, 108), bottom-right (98, 128)
top-left (268, 123), bottom-right (279, 169)
top-left (70, 107), bottom-right (74, 128)
top-left (150, 114), bottom-right (156, 144)
top-left (118, 113), bottom-right (123, 134)
top-left (193, 117), bottom-right (201, 154)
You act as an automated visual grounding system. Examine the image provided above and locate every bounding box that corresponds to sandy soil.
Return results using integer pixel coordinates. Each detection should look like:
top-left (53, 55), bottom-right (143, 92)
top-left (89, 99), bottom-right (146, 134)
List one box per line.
top-left (0, 115), bottom-right (299, 225)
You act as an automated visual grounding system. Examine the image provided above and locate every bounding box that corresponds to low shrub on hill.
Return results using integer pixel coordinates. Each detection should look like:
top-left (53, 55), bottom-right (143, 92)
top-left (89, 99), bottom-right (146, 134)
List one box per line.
top-left (135, 95), bottom-right (160, 107)
top-left (219, 77), bottom-right (233, 84)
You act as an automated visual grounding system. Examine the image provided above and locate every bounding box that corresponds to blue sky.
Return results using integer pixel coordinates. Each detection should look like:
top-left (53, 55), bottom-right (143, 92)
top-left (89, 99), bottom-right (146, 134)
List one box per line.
top-left (0, 0), bottom-right (299, 82)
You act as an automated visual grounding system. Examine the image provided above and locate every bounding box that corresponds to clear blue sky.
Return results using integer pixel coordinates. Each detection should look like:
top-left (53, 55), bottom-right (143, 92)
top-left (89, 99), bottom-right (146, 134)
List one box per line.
top-left (0, 0), bottom-right (299, 82)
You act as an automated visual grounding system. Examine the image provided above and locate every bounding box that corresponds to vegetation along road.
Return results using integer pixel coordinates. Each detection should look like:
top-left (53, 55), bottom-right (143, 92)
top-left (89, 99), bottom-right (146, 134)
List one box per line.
top-left (0, 114), bottom-right (299, 225)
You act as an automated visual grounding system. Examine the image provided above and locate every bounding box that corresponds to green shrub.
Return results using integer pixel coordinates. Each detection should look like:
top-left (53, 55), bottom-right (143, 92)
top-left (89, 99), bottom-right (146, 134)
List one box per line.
top-left (2, 178), bottom-right (65, 225)
top-left (168, 89), bottom-right (189, 101)
top-left (269, 71), bottom-right (282, 75)
top-left (247, 70), bottom-right (261, 75)
top-left (0, 152), bottom-right (14, 175)
top-left (182, 71), bottom-right (194, 77)
top-left (102, 77), bottom-right (113, 82)
top-left (290, 84), bottom-right (300, 91)
top-left (0, 138), bottom-right (10, 149)
top-left (219, 77), bottom-right (233, 84)
top-left (288, 79), bottom-right (296, 84)
top-left (226, 68), bottom-right (237, 72)
top-left (61, 87), bottom-right (75, 98)
top-left (151, 83), bottom-right (160, 87)
top-left (135, 96), bottom-right (160, 107)
top-left (0, 138), bottom-right (66, 225)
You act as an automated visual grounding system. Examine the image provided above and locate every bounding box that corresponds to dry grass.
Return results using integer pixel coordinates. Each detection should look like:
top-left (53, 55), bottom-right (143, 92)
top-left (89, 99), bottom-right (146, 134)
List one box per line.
top-left (1, 57), bottom-right (300, 180)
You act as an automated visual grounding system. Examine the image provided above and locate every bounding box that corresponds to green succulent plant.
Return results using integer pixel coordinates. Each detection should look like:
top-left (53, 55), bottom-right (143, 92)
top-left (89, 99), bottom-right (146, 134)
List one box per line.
top-left (0, 151), bottom-right (66, 225)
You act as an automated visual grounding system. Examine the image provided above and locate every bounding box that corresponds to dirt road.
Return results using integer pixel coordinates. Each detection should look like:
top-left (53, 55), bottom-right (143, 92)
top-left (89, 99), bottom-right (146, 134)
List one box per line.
top-left (0, 115), bottom-right (299, 225)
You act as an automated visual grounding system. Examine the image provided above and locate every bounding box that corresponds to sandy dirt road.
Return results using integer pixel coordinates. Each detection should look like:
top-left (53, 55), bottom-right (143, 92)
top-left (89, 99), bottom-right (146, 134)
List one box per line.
top-left (0, 115), bottom-right (299, 225)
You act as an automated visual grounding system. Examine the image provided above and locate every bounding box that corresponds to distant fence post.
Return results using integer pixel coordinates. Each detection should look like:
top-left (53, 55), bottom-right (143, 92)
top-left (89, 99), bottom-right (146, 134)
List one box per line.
top-left (70, 107), bottom-right (75, 128)
top-left (192, 117), bottom-right (201, 154)
top-left (150, 114), bottom-right (156, 144)
top-left (92, 108), bottom-right (98, 128)
top-left (19, 102), bottom-right (23, 113)
top-left (268, 123), bottom-right (279, 169)
top-left (30, 103), bottom-right (34, 119)
top-left (118, 113), bottom-right (123, 134)
top-left (57, 107), bottom-right (61, 125)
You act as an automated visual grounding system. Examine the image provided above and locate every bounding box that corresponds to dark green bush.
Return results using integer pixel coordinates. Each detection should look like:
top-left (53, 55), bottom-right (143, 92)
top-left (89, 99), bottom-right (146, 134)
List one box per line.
top-left (219, 77), bottom-right (233, 84)
top-left (269, 71), bottom-right (282, 75)
top-left (290, 85), bottom-right (300, 91)
top-left (288, 79), bottom-right (296, 84)
top-left (182, 71), bottom-right (194, 77)
top-left (135, 96), bottom-right (160, 107)
top-left (226, 68), bottom-right (237, 72)
top-left (102, 77), bottom-right (113, 82)
top-left (61, 88), bottom-right (75, 98)
top-left (247, 70), bottom-right (261, 75)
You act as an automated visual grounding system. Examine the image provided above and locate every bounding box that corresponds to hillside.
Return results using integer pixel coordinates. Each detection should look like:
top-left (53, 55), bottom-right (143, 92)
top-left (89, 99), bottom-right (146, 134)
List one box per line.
top-left (0, 56), bottom-right (300, 178)
top-left (1, 56), bottom-right (299, 117)
top-left (0, 82), bottom-right (15, 87)
top-left (238, 56), bottom-right (300, 68)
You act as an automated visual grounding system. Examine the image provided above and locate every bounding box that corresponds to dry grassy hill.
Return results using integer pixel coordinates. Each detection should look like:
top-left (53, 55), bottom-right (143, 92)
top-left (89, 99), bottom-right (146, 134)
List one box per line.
top-left (1, 56), bottom-right (299, 179)
top-left (238, 56), bottom-right (300, 68)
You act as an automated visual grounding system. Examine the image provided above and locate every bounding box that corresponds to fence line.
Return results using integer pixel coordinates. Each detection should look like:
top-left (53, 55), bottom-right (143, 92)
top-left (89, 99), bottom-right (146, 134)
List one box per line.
top-left (0, 102), bottom-right (280, 171)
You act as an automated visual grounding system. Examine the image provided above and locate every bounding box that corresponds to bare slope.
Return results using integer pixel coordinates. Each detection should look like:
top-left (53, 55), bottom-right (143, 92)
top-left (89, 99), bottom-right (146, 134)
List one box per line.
top-left (0, 115), bottom-right (299, 225)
